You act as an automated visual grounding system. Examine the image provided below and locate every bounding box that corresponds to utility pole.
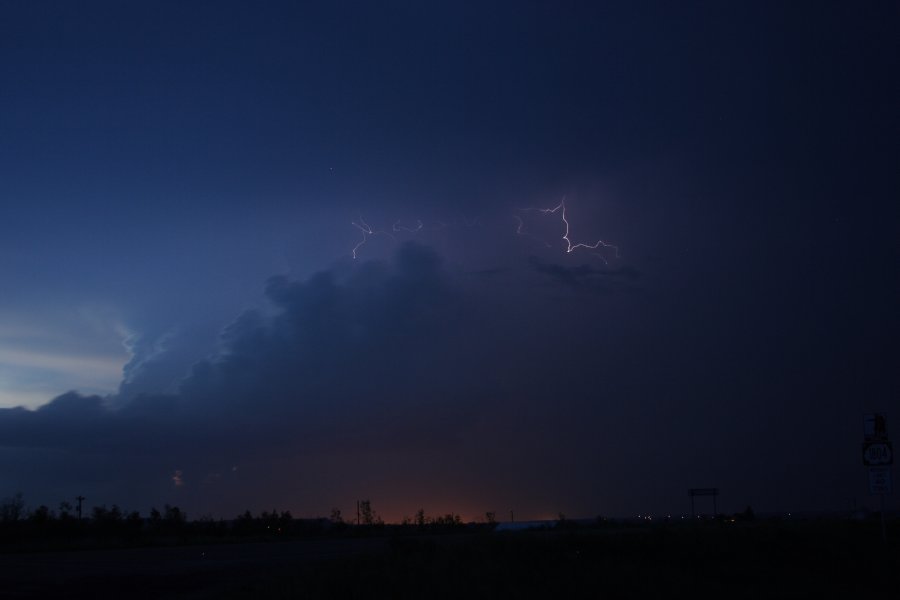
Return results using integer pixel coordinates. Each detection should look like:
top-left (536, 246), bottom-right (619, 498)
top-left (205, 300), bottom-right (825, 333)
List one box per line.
top-left (76, 496), bottom-right (85, 521)
top-left (357, 500), bottom-right (360, 526)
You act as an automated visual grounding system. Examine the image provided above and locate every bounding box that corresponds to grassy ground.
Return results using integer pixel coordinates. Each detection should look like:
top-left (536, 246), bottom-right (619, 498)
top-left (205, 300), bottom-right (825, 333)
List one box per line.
top-left (225, 520), bottom-right (898, 599)
top-left (3, 519), bottom-right (898, 598)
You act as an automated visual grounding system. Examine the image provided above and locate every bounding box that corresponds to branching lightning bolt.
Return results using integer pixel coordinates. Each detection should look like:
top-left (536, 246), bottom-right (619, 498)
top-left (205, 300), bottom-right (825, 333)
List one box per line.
top-left (351, 215), bottom-right (396, 259)
top-left (518, 198), bottom-right (619, 262)
top-left (347, 206), bottom-right (615, 263)
top-left (351, 215), bottom-right (484, 259)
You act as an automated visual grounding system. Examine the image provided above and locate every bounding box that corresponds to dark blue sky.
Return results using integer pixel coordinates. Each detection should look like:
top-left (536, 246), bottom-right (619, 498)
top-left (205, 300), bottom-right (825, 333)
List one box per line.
top-left (0, 1), bottom-right (897, 520)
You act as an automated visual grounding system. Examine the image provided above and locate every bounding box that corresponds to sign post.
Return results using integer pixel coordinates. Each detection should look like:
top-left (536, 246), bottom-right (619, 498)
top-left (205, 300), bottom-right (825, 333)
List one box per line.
top-left (863, 413), bottom-right (892, 544)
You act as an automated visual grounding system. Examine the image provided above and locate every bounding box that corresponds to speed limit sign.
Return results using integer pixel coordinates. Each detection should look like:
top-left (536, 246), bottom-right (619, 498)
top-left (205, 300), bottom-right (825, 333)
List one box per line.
top-left (863, 441), bottom-right (893, 466)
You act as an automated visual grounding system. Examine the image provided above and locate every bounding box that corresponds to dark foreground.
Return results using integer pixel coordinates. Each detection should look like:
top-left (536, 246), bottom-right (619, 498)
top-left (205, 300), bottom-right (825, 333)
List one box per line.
top-left (1, 520), bottom-right (897, 598)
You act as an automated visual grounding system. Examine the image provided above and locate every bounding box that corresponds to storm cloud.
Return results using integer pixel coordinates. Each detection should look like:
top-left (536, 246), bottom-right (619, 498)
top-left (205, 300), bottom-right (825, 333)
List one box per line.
top-left (528, 257), bottom-right (640, 294)
top-left (0, 243), bottom-right (579, 517)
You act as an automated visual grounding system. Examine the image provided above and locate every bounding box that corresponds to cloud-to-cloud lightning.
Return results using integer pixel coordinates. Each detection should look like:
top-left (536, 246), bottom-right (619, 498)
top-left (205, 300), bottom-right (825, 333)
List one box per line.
top-left (518, 199), bottom-right (619, 262)
top-left (351, 203), bottom-right (617, 262)
top-left (393, 219), bottom-right (424, 233)
top-left (351, 216), bottom-right (481, 259)
top-left (513, 215), bottom-right (552, 248)
top-left (351, 215), bottom-right (396, 259)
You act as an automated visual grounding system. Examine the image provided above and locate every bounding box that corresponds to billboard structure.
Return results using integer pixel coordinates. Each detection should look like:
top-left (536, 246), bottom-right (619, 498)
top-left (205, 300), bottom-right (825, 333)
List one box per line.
top-left (688, 488), bottom-right (719, 517)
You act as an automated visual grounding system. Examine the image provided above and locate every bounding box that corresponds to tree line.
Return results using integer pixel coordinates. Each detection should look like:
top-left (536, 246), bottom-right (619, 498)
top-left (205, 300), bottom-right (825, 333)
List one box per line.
top-left (0, 493), bottom-right (485, 550)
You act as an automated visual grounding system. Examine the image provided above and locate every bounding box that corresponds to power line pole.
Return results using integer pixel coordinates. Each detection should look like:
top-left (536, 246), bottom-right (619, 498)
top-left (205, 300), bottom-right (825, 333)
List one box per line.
top-left (76, 496), bottom-right (85, 521)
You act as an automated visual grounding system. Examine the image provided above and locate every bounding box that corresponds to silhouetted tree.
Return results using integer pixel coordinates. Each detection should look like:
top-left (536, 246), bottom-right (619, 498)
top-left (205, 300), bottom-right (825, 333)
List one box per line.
top-left (330, 508), bottom-right (343, 524)
top-left (485, 511), bottom-right (497, 525)
top-left (125, 510), bottom-right (143, 534)
top-left (234, 510), bottom-right (255, 536)
top-left (29, 505), bottom-right (52, 525)
top-left (149, 507), bottom-right (162, 529)
top-left (91, 504), bottom-right (124, 536)
top-left (58, 501), bottom-right (73, 520)
top-left (93, 504), bottom-right (123, 522)
top-left (359, 500), bottom-right (375, 525)
top-left (258, 509), bottom-right (291, 533)
top-left (432, 513), bottom-right (463, 528)
top-left (192, 515), bottom-right (226, 538)
top-left (164, 504), bottom-right (186, 525)
top-left (0, 492), bottom-right (25, 522)
top-left (415, 508), bottom-right (427, 528)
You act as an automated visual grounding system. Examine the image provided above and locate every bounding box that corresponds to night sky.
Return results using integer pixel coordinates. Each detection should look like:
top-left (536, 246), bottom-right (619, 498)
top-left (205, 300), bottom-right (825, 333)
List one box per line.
top-left (1, 1), bottom-right (897, 521)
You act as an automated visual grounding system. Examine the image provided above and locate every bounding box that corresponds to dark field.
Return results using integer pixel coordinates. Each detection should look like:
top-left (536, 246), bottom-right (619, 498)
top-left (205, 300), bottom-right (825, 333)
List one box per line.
top-left (2, 520), bottom-right (897, 598)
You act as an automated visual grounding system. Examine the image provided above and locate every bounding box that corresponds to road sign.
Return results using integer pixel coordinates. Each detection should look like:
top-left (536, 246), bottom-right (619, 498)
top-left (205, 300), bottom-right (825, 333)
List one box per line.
top-left (869, 467), bottom-right (892, 495)
top-left (863, 415), bottom-right (892, 543)
top-left (863, 441), bottom-right (893, 466)
top-left (864, 413), bottom-right (888, 441)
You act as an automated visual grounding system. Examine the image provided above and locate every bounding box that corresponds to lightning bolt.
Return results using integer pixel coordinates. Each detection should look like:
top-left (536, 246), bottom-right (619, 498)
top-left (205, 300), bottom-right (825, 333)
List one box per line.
top-left (518, 198), bottom-right (619, 262)
top-left (351, 215), bottom-right (485, 259)
top-left (513, 215), bottom-right (552, 248)
top-left (392, 219), bottom-right (424, 233)
top-left (349, 207), bottom-right (616, 263)
top-left (513, 215), bottom-right (526, 235)
top-left (351, 215), bottom-right (396, 259)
